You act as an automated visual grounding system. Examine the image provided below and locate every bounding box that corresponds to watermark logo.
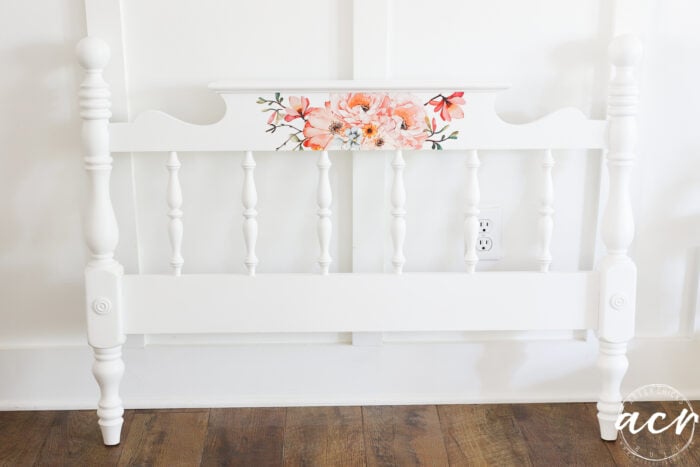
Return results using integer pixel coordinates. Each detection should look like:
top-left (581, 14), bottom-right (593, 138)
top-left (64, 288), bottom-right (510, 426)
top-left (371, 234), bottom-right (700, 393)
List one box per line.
top-left (616, 384), bottom-right (699, 462)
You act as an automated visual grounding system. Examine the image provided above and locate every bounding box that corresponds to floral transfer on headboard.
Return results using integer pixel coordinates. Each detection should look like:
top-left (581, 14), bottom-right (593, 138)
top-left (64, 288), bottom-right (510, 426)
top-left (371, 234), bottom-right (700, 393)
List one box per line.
top-left (257, 92), bottom-right (465, 151)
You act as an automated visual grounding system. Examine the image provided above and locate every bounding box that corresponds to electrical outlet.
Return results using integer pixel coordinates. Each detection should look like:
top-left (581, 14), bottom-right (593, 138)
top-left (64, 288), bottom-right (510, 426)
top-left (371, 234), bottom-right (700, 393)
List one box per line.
top-left (479, 218), bottom-right (492, 233)
top-left (478, 237), bottom-right (493, 251)
top-left (477, 206), bottom-right (501, 261)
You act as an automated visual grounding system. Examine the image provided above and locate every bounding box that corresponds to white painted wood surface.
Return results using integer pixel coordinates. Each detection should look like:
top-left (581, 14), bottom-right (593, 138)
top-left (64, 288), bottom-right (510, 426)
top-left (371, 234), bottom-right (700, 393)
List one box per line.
top-left (109, 88), bottom-right (607, 152)
top-left (538, 149), bottom-right (555, 272)
top-left (123, 272), bottom-right (599, 334)
top-left (166, 152), bottom-right (183, 276)
top-left (596, 34), bottom-right (642, 441)
top-left (77, 35), bottom-right (126, 446)
top-left (317, 151), bottom-right (332, 275)
top-left (241, 150), bottom-right (258, 275)
top-left (390, 150), bottom-right (406, 274)
top-left (464, 150), bottom-right (480, 273)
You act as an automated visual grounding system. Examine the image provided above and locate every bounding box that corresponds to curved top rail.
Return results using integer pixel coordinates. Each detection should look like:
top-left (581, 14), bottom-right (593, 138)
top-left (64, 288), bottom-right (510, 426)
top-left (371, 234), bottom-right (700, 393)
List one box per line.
top-left (110, 83), bottom-right (607, 152)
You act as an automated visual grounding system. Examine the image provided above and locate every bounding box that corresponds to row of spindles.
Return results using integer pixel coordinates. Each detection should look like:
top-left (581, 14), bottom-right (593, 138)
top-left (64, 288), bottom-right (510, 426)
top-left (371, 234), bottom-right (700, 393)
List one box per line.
top-left (164, 149), bottom-right (556, 276)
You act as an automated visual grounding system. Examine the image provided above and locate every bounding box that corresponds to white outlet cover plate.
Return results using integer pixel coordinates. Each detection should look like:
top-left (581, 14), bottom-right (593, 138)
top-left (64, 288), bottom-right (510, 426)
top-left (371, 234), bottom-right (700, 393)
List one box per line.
top-left (477, 205), bottom-right (502, 261)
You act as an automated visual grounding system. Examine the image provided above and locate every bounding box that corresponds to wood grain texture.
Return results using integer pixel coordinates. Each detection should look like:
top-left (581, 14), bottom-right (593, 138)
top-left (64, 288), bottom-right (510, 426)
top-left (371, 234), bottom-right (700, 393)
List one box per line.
top-left (201, 407), bottom-right (285, 467)
top-left (438, 404), bottom-right (531, 466)
top-left (0, 411), bottom-right (55, 466)
top-left (283, 406), bottom-right (365, 466)
top-left (512, 402), bottom-right (616, 466)
top-left (603, 400), bottom-right (700, 465)
top-left (363, 405), bottom-right (448, 466)
top-left (1, 402), bottom-right (698, 466)
top-left (117, 409), bottom-right (209, 466)
top-left (35, 410), bottom-right (132, 466)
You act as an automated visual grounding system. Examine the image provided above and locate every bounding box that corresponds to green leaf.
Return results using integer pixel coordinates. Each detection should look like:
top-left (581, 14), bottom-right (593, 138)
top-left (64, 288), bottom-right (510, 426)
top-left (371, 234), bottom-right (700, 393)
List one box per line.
top-left (448, 131), bottom-right (459, 140)
top-left (279, 96), bottom-right (284, 104)
top-left (275, 92), bottom-right (281, 102)
top-left (431, 142), bottom-right (437, 150)
top-left (436, 125), bottom-right (448, 134)
top-left (256, 97), bottom-right (265, 104)
top-left (435, 143), bottom-right (443, 150)
top-left (290, 134), bottom-right (300, 142)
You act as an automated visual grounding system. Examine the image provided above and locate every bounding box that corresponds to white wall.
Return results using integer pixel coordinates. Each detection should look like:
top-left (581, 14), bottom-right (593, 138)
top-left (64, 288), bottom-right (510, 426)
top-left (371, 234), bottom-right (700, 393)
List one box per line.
top-left (1, 0), bottom-right (699, 408)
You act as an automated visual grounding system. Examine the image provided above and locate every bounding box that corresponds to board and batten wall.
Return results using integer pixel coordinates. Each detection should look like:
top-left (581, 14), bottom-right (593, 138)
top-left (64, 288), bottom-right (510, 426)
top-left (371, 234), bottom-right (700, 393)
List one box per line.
top-left (0, 0), bottom-right (699, 408)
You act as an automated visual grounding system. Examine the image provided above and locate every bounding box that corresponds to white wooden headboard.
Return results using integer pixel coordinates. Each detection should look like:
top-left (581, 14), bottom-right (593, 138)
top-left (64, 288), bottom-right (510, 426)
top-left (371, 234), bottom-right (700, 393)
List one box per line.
top-left (77, 31), bottom-right (642, 446)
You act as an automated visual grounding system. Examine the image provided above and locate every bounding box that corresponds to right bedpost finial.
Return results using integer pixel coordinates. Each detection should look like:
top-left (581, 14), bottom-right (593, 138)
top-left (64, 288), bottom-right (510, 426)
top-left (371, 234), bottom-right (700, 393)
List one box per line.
top-left (596, 34), bottom-right (642, 442)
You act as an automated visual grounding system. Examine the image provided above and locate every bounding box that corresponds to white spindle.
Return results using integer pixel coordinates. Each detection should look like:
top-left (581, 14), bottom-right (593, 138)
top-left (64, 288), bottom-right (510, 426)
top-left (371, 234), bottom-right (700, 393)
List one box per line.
top-left (538, 149), bottom-right (554, 272)
top-left (77, 36), bottom-right (125, 446)
top-left (464, 150), bottom-right (480, 273)
top-left (596, 34), bottom-right (642, 441)
top-left (391, 150), bottom-right (406, 274)
top-left (317, 150), bottom-right (332, 275)
top-left (166, 151), bottom-right (184, 276)
top-left (242, 150), bottom-right (259, 275)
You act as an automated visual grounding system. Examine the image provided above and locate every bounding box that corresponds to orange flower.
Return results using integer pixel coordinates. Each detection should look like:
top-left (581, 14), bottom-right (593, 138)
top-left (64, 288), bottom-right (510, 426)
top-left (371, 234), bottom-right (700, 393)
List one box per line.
top-left (362, 123), bottom-right (378, 139)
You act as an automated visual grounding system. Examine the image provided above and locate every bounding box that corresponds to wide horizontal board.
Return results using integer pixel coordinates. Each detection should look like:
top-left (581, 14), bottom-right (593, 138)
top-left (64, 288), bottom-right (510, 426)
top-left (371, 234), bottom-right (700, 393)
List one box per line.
top-left (110, 85), bottom-right (607, 152)
top-left (123, 272), bottom-right (599, 334)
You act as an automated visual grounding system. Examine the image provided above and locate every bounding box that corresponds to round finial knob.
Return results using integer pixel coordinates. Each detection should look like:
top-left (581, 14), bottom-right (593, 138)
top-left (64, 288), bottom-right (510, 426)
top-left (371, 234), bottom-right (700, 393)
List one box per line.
top-left (76, 36), bottom-right (110, 70)
top-left (609, 34), bottom-right (642, 67)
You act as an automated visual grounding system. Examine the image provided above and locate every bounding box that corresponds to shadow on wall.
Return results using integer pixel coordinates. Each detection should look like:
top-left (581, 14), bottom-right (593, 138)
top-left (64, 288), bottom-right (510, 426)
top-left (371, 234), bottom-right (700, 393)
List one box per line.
top-left (0, 38), bottom-right (88, 344)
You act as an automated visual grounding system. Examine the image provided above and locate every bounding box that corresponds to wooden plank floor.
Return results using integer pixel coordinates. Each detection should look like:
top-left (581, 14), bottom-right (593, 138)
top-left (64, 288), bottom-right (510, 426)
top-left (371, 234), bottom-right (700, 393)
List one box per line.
top-left (1, 402), bottom-right (698, 466)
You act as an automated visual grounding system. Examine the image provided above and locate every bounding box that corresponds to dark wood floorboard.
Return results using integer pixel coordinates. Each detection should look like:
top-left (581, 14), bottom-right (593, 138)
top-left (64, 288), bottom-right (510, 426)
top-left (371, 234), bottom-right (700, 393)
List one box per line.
top-left (363, 405), bottom-right (448, 466)
top-left (117, 409), bottom-right (209, 466)
top-left (201, 407), bottom-right (285, 467)
top-left (283, 406), bottom-right (365, 466)
top-left (512, 402), bottom-right (617, 466)
top-left (0, 411), bottom-right (55, 467)
top-left (438, 404), bottom-right (531, 466)
top-left (35, 410), bottom-right (133, 466)
top-left (0, 402), bottom-right (698, 466)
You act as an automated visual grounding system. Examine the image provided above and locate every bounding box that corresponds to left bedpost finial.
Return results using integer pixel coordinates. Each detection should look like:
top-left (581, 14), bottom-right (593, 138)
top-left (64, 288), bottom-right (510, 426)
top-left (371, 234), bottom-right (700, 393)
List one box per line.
top-left (78, 37), bottom-right (125, 447)
top-left (77, 36), bottom-right (111, 71)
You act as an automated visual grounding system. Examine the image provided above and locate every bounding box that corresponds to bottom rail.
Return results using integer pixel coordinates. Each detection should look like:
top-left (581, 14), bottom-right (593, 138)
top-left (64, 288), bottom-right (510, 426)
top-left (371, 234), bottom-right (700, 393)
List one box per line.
top-left (123, 272), bottom-right (599, 334)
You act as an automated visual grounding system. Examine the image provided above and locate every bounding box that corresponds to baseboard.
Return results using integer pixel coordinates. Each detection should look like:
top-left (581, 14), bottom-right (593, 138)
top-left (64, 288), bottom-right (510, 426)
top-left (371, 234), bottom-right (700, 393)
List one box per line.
top-left (1, 336), bottom-right (699, 410)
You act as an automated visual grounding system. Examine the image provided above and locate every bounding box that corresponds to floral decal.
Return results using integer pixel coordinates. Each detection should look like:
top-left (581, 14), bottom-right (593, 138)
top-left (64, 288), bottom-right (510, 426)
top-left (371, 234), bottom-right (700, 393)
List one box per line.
top-left (257, 91), bottom-right (465, 151)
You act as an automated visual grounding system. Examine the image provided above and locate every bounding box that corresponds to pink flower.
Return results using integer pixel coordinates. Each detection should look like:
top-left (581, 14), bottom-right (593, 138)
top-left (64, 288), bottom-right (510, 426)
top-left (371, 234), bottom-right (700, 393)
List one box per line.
top-left (428, 92), bottom-right (465, 121)
top-left (302, 102), bottom-right (348, 150)
top-left (383, 95), bottom-right (428, 149)
top-left (267, 111), bottom-right (277, 124)
top-left (284, 96), bottom-right (310, 122)
top-left (330, 92), bottom-right (391, 126)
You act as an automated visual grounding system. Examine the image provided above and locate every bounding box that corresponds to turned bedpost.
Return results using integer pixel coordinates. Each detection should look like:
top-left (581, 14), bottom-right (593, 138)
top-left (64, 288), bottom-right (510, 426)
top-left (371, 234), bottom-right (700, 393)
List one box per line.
top-left (77, 36), bottom-right (126, 446)
top-left (596, 34), bottom-right (642, 441)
